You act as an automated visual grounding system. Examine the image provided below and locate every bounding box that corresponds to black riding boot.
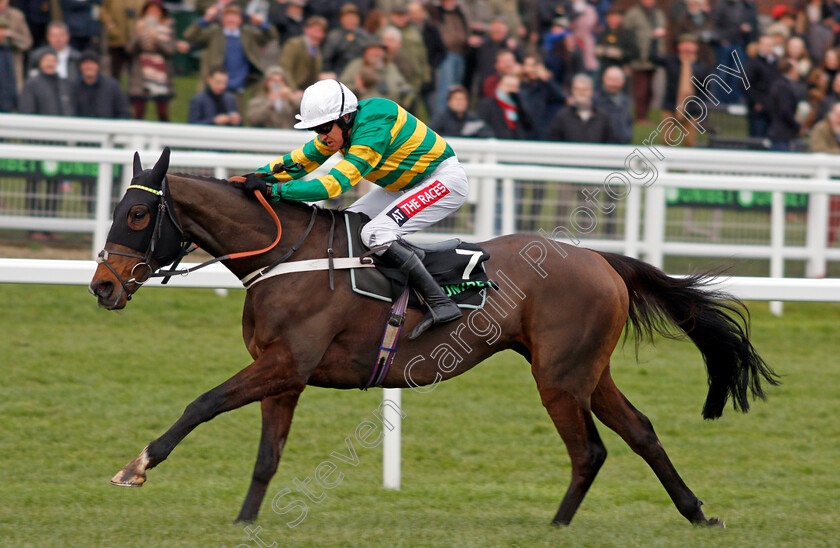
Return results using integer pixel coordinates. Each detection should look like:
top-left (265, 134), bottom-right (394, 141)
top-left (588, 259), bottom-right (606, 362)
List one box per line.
top-left (380, 240), bottom-right (462, 340)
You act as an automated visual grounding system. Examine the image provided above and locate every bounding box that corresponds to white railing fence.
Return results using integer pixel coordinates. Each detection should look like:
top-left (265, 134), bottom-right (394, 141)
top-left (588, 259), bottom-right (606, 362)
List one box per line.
top-left (2, 134), bottom-right (840, 279)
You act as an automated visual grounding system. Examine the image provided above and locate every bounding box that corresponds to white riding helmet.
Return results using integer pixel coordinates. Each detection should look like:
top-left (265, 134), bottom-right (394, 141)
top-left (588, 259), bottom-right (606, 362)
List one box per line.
top-left (293, 79), bottom-right (358, 130)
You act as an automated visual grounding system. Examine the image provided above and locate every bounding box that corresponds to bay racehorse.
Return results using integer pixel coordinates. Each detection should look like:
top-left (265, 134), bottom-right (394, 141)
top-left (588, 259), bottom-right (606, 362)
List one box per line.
top-left (89, 148), bottom-right (778, 526)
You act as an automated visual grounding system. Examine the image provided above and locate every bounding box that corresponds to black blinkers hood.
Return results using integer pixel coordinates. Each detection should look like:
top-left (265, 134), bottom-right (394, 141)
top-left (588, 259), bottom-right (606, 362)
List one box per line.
top-left (106, 147), bottom-right (184, 266)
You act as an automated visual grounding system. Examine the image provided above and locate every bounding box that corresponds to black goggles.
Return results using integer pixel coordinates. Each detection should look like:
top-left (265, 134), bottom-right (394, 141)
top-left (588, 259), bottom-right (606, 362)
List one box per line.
top-left (311, 120), bottom-right (336, 135)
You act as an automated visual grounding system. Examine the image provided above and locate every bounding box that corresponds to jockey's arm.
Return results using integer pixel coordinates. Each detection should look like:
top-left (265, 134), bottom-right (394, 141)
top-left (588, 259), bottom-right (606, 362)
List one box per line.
top-left (255, 125), bottom-right (389, 202)
top-left (253, 135), bottom-right (334, 192)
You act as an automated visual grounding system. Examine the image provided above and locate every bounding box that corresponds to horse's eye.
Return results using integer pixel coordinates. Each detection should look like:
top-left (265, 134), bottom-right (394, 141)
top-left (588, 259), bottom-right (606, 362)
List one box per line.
top-left (132, 210), bottom-right (146, 220)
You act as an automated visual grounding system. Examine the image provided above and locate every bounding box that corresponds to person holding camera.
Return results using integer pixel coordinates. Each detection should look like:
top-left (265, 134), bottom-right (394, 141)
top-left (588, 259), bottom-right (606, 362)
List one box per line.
top-left (246, 65), bottom-right (301, 128)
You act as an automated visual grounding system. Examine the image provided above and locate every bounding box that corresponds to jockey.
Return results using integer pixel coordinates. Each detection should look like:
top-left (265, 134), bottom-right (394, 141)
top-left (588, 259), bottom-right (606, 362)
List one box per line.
top-left (243, 79), bottom-right (467, 339)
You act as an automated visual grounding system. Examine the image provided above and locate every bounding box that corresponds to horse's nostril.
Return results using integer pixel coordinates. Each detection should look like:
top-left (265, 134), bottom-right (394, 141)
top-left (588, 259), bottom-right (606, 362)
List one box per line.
top-left (94, 281), bottom-right (113, 299)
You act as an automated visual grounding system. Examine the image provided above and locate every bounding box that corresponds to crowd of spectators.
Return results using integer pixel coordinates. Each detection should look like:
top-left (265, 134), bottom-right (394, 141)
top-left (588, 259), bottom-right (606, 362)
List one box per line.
top-left (3, 0), bottom-right (840, 152)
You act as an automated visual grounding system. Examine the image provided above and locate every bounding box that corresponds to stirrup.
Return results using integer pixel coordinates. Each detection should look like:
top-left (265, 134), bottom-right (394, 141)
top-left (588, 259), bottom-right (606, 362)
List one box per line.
top-left (408, 302), bottom-right (461, 340)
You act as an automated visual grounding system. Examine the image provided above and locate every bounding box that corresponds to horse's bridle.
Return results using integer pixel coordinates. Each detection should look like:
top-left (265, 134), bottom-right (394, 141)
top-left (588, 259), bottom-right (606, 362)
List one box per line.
top-left (96, 177), bottom-right (187, 301)
top-left (97, 174), bottom-right (297, 301)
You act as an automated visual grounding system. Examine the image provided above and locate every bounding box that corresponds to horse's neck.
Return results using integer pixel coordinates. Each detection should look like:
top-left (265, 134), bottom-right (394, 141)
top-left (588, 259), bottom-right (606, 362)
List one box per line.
top-left (168, 174), bottom-right (325, 278)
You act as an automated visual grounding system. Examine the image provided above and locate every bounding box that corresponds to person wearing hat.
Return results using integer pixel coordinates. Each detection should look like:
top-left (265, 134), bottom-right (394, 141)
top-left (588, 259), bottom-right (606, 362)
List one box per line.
top-left (71, 50), bottom-right (130, 219)
top-left (73, 50), bottom-right (131, 119)
top-left (19, 48), bottom-right (74, 116)
top-left (339, 36), bottom-right (414, 105)
top-left (322, 3), bottom-right (371, 75)
top-left (182, 1), bottom-right (277, 96)
top-left (242, 79), bottom-right (468, 339)
top-left (125, 0), bottom-right (176, 121)
top-left (279, 15), bottom-right (327, 90)
top-left (0, 0), bottom-right (32, 94)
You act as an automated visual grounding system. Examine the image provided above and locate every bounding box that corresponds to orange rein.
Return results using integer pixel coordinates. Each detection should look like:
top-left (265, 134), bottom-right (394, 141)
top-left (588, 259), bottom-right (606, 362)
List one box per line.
top-left (228, 175), bottom-right (283, 260)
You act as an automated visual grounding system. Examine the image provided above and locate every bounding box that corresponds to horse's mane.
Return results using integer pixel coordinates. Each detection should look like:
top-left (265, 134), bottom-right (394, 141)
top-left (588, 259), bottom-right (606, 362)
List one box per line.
top-left (169, 172), bottom-right (347, 219)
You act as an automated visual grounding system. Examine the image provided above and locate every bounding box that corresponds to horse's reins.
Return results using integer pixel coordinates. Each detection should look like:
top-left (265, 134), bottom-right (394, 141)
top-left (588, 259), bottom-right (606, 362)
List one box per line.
top-left (97, 174), bottom-right (291, 299)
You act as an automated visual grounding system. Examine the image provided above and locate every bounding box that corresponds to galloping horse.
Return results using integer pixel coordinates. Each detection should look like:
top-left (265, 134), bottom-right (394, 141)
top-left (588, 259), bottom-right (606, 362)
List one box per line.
top-left (89, 148), bottom-right (778, 526)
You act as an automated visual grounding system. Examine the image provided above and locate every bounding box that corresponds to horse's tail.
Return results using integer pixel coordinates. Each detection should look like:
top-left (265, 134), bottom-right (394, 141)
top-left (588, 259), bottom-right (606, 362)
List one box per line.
top-left (597, 251), bottom-right (780, 420)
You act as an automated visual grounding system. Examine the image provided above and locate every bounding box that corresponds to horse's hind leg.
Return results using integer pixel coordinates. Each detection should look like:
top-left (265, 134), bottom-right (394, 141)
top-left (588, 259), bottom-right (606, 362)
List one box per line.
top-left (537, 385), bottom-right (608, 526)
top-left (591, 368), bottom-right (724, 527)
top-left (235, 392), bottom-right (301, 523)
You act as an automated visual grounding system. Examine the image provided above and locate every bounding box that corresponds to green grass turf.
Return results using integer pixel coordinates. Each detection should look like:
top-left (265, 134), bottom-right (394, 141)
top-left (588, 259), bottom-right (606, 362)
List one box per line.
top-left (1, 284), bottom-right (838, 547)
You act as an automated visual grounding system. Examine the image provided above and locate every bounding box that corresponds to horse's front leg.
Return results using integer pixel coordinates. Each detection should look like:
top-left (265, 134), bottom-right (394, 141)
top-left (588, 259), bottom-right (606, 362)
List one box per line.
top-left (111, 342), bottom-right (306, 487)
top-left (235, 392), bottom-right (301, 522)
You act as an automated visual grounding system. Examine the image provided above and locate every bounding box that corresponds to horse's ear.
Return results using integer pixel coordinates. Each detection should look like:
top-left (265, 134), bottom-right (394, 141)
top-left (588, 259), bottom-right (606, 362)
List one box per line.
top-left (151, 147), bottom-right (170, 184)
top-left (133, 151), bottom-right (142, 176)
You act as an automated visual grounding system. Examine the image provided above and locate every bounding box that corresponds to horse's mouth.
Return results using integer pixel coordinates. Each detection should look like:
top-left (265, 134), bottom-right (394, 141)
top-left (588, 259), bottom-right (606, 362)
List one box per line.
top-left (99, 298), bottom-right (126, 310)
top-left (89, 284), bottom-right (128, 310)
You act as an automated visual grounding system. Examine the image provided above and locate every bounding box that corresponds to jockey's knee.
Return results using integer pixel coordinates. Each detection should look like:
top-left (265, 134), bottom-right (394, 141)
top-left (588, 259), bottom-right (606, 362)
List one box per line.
top-left (361, 223), bottom-right (398, 251)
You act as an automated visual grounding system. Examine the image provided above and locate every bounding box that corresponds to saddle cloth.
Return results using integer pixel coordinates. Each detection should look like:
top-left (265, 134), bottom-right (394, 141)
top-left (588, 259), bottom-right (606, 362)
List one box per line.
top-left (343, 212), bottom-right (491, 310)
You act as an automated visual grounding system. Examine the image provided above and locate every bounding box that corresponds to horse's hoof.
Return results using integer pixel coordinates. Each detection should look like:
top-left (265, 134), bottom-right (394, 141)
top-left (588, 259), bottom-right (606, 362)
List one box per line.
top-left (699, 517), bottom-right (725, 528)
top-left (110, 448), bottom-right (150, 486)
top-left (110, 474), bottom-right (146, 487)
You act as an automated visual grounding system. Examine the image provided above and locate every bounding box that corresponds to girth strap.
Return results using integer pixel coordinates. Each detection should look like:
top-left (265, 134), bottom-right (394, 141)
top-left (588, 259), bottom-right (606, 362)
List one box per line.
top-left (364, 287), bottom-right (411, 389)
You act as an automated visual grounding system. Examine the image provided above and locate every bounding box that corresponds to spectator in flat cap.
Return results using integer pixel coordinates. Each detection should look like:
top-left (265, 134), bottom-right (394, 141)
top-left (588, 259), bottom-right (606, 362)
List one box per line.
top-left (322, 3), bottom-right (370, 76)
top-left (73, 50), bottom-right (131, 119)
top-left (19, 48), bottom-right (74, 116)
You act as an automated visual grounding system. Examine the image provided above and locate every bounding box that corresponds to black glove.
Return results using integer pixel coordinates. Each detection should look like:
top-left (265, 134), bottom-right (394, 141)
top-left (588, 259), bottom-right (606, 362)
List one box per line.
top-left (272, 162), bottom-right (304, 174)
top-left (243, 173), bottom-right (273, 197)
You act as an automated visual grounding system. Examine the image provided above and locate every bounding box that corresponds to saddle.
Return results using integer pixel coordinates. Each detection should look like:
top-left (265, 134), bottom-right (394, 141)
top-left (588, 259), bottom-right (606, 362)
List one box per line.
top-left (343, 212), bottom-right (493, 310)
